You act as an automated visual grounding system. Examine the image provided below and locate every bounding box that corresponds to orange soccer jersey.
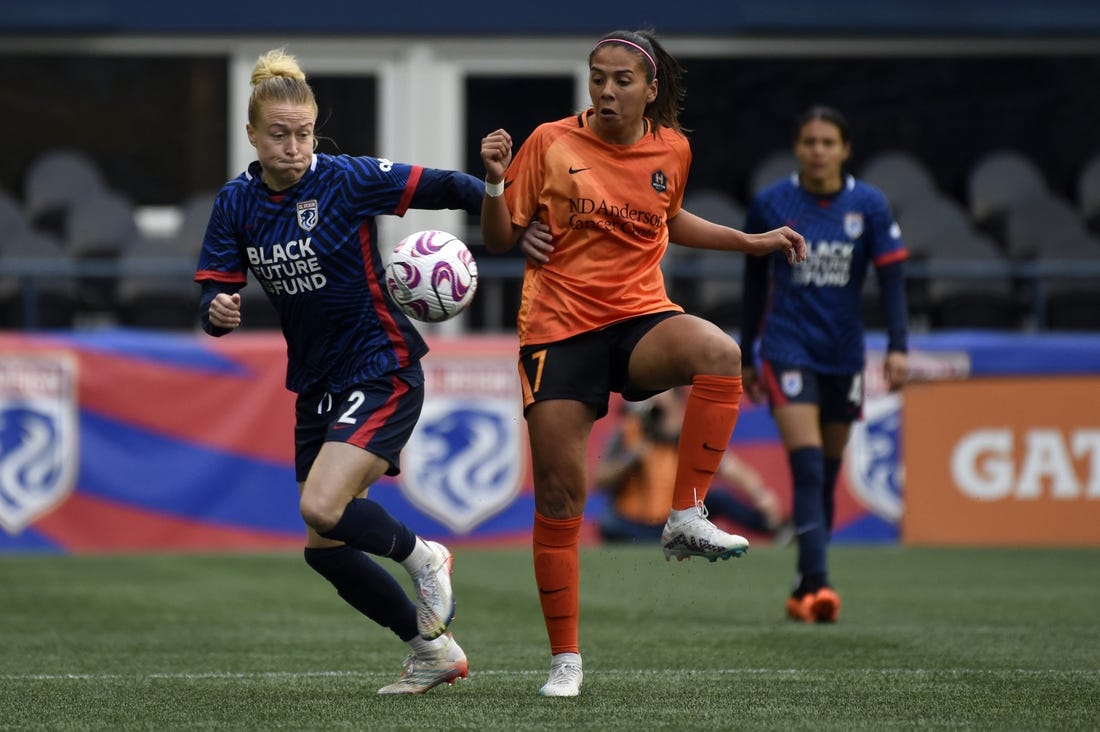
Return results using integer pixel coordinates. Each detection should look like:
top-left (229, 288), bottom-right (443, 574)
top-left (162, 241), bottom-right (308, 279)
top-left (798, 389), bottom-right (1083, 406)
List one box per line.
top-left (504, 111), bottom-right (691, 345)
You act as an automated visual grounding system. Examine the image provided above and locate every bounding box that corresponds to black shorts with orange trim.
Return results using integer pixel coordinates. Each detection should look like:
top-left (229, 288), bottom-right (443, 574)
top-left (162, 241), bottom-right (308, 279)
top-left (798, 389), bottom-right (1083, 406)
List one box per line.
top-left (293, 364), bottom-right (425, 481)
top-left (517, 311), bottom-right (681, 419)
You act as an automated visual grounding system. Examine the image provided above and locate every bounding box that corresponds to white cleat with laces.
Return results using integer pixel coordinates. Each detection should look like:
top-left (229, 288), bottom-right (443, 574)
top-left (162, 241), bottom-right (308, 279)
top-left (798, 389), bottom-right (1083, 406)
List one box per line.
top-left (412, 540), bottom-right (456, 640)
top-left (661, 501), bottom-right (749, 562)
top-left (539, 652), bottom-right (583, 697)
top-left (377, 633), bottom-right (468, 695)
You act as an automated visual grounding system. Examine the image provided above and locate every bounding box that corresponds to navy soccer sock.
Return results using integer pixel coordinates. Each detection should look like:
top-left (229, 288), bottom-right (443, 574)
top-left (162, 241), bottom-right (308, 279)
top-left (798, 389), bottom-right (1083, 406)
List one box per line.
top-left (823, 456), bottom-right (843, 538)
top-left (304, 545), bottom-right (418, 641)
top-left (318, 497), bottom-right (417, 560)
top-left (790, 446), bottom-right (828, 594)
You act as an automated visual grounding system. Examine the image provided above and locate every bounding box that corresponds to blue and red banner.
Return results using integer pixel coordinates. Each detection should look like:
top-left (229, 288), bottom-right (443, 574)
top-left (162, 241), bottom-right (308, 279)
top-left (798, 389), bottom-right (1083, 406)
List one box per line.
top-left (2, 328), bottom-right (1099, 553)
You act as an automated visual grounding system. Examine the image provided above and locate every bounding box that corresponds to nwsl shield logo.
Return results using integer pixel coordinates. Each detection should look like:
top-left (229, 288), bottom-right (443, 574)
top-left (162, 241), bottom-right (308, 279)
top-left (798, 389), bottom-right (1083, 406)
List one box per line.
top-left (399, 397), bottom-right (523, 533)
top-left (0, 355), bottom-right (79, 534)
top-left (844, 392), bottom-right (903, 523)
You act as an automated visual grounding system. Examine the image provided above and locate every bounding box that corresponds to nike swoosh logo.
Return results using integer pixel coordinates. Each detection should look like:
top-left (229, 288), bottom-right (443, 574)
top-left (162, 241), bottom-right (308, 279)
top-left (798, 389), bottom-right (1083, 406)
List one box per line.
top-left (568, 166), bottom-right (591, 174)
top-left (702, 442), bottom-right (725, 452)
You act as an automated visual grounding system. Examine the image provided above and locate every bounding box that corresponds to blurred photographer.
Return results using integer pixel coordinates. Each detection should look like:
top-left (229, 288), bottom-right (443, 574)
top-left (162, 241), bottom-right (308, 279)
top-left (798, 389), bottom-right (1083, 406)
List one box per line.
top-left (595, 387), bottom-right (791, 544)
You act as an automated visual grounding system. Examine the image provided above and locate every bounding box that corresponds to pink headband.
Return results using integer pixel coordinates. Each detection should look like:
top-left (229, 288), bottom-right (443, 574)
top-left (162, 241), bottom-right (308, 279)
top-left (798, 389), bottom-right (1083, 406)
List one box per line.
top-left (595, 38), bottom-right (657, 78)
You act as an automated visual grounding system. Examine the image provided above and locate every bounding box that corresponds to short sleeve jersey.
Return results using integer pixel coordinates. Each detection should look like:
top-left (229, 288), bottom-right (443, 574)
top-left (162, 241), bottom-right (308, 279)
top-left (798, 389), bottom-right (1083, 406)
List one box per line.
top-left (503, 111), bottom-right (689, 346)
top-left (195, 153), bottom-right (476, 394)
top-left (745, 174), bottom-right (907, 373)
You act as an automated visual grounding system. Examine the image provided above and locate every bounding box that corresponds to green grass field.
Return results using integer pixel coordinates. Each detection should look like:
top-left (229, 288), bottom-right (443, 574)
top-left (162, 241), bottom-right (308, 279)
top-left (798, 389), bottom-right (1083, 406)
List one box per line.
top-left (1, 545), bottom-right (1098, 730)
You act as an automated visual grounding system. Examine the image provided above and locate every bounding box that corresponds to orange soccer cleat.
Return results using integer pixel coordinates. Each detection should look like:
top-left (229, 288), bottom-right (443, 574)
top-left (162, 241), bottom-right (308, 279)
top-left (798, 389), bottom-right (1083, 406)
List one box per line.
top-left (785, 593), bottom-right (816, 622)
top-left (811, 587), bottom-right (841, 623)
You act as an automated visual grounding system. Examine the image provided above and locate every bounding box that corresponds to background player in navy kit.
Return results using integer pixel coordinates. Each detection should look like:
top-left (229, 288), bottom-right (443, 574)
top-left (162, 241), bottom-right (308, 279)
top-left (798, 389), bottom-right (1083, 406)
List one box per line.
top-left (195, 49), bottom-right (478, 694)
top-left (740, 106), bottom-right (909, 623)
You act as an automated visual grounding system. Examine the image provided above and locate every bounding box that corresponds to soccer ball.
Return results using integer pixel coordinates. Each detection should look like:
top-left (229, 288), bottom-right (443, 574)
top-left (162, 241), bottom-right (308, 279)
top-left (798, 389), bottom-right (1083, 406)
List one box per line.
top-left (384, 230), bottom-right (479, 322)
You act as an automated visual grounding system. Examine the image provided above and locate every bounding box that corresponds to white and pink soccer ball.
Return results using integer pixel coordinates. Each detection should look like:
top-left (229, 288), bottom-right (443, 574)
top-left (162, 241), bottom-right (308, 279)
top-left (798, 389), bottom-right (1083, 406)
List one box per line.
top-left (384, 230), bottom-right (479, 322)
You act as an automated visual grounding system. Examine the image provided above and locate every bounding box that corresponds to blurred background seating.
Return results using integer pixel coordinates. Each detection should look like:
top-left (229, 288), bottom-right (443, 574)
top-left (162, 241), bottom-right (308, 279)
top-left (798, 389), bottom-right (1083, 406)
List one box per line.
top-left (2, 21), bottom-right (1099, 334)
top-left (4, 142), bottom-right (1099, 334)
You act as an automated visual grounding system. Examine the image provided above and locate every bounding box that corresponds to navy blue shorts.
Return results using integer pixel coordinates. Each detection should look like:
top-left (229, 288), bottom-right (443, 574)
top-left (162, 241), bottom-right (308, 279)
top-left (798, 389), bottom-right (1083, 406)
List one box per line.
top-left (518, 311), bottom-right (682, 420)
top-left (293, 366), bottom-right (425, 482)
top-left (759, 360), bottom-right (864, 423)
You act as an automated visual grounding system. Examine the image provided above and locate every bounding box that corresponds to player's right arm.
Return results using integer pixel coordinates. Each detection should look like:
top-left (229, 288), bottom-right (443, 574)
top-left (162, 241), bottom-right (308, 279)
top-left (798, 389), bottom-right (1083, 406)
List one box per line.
top-left (194, 191), bottom-right (247, 336)
top-left (739, 200), bottom-right (773, 403)
top-left (479, 128), bottom-right (525, 253)
top-left (199, 283), bottom-right (242, 336)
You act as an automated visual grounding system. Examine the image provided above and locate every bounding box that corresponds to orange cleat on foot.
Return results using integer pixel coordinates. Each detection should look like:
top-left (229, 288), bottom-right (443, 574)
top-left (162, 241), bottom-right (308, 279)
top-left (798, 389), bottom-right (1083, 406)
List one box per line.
top-left (811, 587), bottom-right (841, 623)
top-left (785, 593), bottom-right (815, 622)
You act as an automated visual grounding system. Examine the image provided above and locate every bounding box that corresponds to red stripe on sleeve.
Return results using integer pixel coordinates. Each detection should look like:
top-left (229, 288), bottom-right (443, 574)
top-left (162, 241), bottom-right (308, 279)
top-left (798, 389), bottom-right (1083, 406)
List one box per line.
top-left (394, 165), bottom-right (423, 216)
top-left (874, 248), bottom-right (909, 267)
top-left (194, 269), bottom-right (248, 284)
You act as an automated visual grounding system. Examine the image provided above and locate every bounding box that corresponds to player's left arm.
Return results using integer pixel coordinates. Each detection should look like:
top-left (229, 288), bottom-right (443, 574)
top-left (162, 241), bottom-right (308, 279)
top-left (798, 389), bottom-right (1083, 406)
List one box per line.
top-left (868, 194), bottom-right (909, 390)
top-left (668, 208), bottom-right (806, 263)
top-left (409, 168), bottom-right (485, 216)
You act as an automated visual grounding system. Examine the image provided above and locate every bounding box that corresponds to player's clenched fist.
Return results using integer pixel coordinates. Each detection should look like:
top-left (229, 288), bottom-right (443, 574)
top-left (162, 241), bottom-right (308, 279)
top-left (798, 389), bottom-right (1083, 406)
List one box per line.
top-left (481, 129), bottom-right (513, 182)
top-left (209, 292), bottom-right (242, 330)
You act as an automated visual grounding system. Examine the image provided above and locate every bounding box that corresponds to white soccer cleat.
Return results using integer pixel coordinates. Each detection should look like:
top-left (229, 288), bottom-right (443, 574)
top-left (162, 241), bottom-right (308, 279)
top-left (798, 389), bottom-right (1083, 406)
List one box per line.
top-left (412, 540), bottom-right (456, 640)
top-left (539, 652), bottom-right (583, 697)
top-left (661, 502), bottom-right (749, 562)
top-left (377, 633), bottom-right (468, 695)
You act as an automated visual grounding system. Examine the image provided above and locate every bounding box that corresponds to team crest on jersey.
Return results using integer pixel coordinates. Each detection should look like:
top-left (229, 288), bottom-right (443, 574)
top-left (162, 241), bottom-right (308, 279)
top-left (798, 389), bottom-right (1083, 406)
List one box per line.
top-left (781, 370), bottom-right (803, 397)
top-left (844, 212), bottom-right (864, 239)
top-left (296, 200), bottom-right (319, 231)
top-left (651, 170), bottom-right (668, 193)
top-left (0, 354), bottom-right (79, 534)
top-left (399, 395), bottom-right (524, 534)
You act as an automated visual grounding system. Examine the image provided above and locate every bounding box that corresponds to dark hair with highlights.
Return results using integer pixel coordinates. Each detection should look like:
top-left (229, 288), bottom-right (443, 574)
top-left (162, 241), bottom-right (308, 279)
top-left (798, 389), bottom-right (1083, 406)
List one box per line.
top-left (590, 29), bottom-right (687, 135)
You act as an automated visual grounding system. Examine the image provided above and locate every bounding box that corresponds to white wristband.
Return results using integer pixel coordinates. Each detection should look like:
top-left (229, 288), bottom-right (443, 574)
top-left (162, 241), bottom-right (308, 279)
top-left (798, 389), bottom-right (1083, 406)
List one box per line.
top-left (484, 178), bottom-right (505, 198)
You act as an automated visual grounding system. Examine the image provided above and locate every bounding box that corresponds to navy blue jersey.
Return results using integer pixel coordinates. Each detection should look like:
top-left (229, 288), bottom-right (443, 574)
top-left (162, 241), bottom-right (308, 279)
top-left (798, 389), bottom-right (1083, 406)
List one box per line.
top-left (195, 153), bottom-right (483, 394)
top-left (742, 174), bottom-right (907, 374)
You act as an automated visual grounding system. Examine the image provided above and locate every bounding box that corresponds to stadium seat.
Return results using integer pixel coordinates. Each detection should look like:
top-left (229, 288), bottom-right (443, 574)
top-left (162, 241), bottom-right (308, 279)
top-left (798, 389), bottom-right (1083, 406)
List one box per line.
top-left (65, 190), bottom-right (143, 316)
top-left (748, 151), bottom-right (797, 199)
top-left (0, 189), bottom-right (31, 237)
top-left (170, 191), bottom-right (218, 258)
top-left (966, 150), bottom-right (1048, 240)
top-left (925, 232), bottom-right (1017, 329)
top-left (1076, 152), bottom-right (1100, 233)
top-left (677, 188), bottom-right (746, 322)
top-left (896, 194), bottom-right (974, 261)
top-left (1002, 193), bottom-right (1091, 261)
top-left (896, 195), bottom-right (1015, 328)
top-left (22, 149), bottom-right (107, 239)
top-left (115, 239), bottom-right (200, 330)
top-left (1001, 193), bottom-right (1100, 330)
top-left (0, 229), bottom-right (77, 329)
top-left (859, 150), bottom-right (939, 218)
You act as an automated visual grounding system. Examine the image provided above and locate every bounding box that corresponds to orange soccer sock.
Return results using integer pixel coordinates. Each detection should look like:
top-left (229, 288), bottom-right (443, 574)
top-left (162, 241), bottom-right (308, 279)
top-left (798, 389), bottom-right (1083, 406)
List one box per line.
top-left (671, 374), bottom-right (743, 510)
top-left (532, 512), bottom-right (583, 655)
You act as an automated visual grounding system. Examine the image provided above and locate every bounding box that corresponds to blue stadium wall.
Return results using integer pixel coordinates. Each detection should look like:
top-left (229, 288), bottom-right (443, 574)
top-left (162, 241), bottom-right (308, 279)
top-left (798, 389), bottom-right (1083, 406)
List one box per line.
top-left (3, 0), bottom-right (1100, 36)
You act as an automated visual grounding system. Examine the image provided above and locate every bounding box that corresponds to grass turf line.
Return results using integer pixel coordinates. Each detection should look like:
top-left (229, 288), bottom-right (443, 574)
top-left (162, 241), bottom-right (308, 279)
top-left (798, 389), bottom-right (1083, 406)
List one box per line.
top-left (1, 546), bottom-right (1097, 730)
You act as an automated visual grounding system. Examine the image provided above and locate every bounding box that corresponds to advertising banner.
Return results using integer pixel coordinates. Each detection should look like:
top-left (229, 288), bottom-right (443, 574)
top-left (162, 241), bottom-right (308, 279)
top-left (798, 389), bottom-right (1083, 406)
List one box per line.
top-left (903, 376), bottom-right (1100, 546)
top-left (2, 329), bottom-right (1099, 553)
